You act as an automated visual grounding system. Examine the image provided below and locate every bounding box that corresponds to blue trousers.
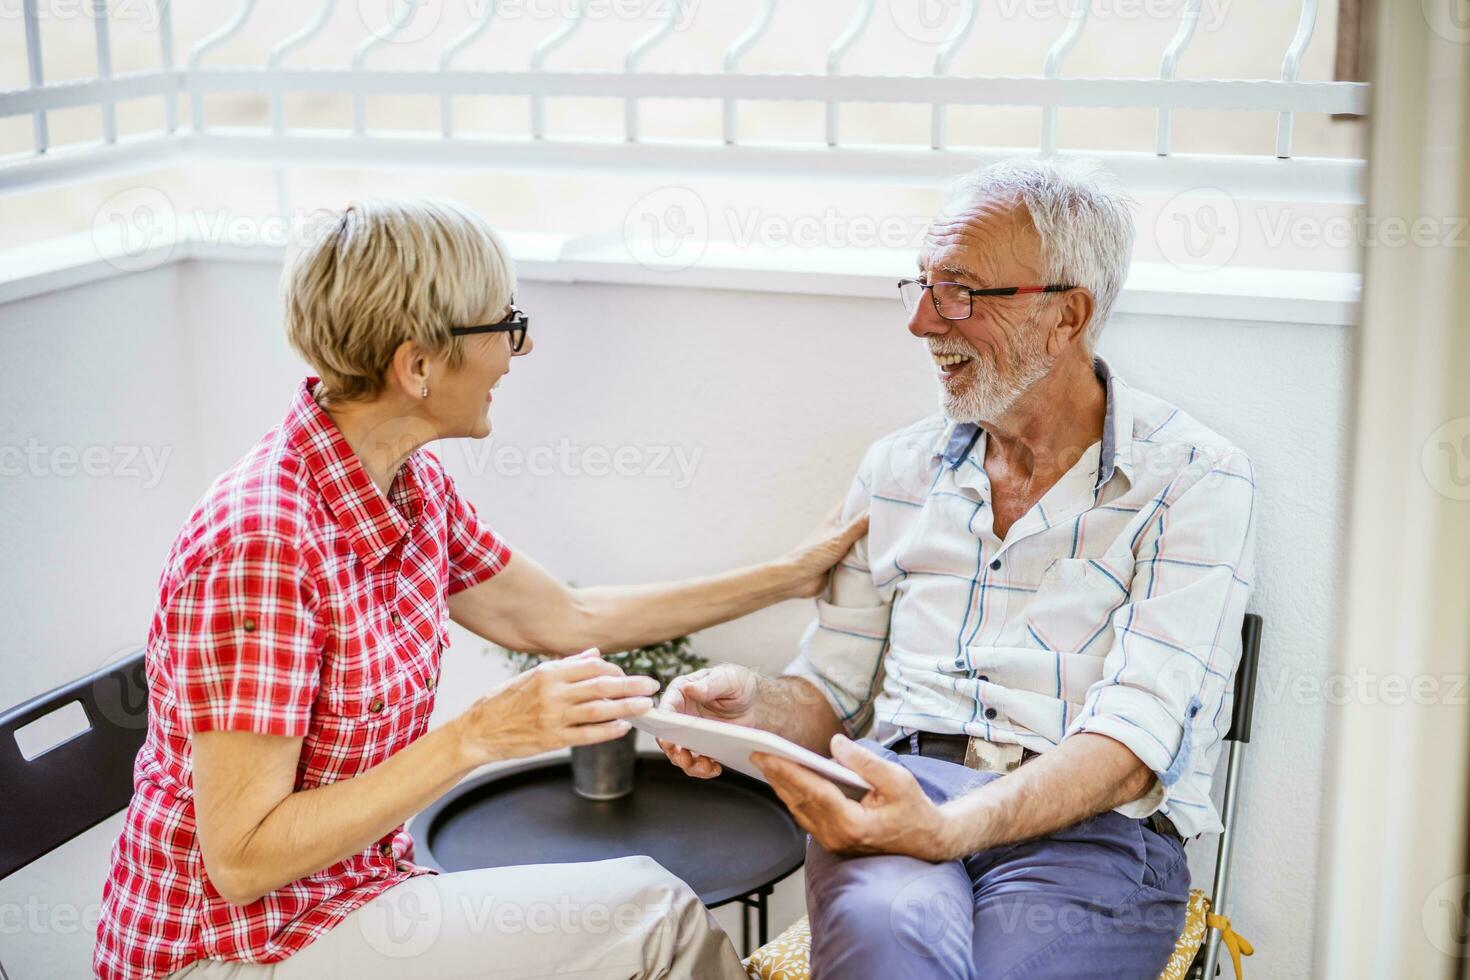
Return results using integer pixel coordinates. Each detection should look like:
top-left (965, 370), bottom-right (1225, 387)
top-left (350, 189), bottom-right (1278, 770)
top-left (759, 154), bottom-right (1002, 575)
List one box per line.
top-left (804, 741), bottom-right (1190, 980)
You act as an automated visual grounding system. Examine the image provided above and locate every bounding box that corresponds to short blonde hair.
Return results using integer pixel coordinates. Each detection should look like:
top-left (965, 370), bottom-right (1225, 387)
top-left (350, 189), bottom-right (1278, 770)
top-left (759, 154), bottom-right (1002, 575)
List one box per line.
top-left (283, 196), bottom-right (516, 401)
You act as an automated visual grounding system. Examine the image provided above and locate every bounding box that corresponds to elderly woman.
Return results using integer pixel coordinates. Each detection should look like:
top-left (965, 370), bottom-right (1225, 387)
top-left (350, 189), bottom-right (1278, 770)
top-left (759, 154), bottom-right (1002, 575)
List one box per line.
top-left (94, 197), bottom-right (865, 980)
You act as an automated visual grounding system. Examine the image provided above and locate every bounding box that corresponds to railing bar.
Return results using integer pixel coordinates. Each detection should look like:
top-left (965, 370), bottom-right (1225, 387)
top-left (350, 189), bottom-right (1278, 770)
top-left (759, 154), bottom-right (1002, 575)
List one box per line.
top-left (825, 0), bottom-right (875, 147)
top-left (1154, 0), bottom-right (1202, 156)
top-left (91, 0), bottom-right (116, 143)
top-left (529, 0), bottom-right (586, 140)
top-left (187, 0), bottom-right (260, 133)
top-left (269, 0), bottom-right (338, 135)
top-left (0, 133), bottom-right (1368, 207)
top-left (1275, 0), bottom-right (1318, 159)
top-left (353, 0), bottom-right (423, 136)
top-left (930, 0), bottom-right (979, 150)
top-left (623, 0), bottom-right (681, 142)
top-left (439, 0), bottom-right (499, 138)
top-left (1039, 0), bottom-right (1090, 155)
top-left (160, 70), bottom-right (1369, 115)
top-left (722, 0), bottom-right (777, 145)
top-left (158, 0), bottom-right (176, 133)
top-left (0, 72), bottom-right (180, 116)
top-left (22, 0), bottom-right (47, 153)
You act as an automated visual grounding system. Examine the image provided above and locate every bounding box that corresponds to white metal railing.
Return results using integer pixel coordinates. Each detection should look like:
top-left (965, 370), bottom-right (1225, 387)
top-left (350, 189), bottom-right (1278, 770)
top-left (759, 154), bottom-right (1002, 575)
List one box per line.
top-left (0, 0), bottom-right (1370, 200)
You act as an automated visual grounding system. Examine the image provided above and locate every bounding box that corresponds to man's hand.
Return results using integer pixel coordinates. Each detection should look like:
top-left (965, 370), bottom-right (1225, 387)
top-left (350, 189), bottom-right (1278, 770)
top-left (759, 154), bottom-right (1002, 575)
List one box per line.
top-left (656, 664), bottom-right (762, 779)
top-left (753, 734), bottom-right (960, 862)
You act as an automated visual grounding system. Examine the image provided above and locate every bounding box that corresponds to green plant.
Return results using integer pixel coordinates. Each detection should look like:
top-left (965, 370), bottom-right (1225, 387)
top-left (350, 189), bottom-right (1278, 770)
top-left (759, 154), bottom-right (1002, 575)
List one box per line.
top-left (502, 635), bottom-right (707, 693)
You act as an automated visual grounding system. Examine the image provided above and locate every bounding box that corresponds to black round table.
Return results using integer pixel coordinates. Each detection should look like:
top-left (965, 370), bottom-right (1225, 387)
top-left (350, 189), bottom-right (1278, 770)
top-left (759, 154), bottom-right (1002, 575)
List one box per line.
top-left (411, 752), bottom-right (806, 954)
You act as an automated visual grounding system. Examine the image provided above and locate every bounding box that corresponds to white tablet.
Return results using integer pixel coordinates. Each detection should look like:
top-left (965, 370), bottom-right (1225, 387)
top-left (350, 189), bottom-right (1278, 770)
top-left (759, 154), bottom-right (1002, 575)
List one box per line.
top-left (633, 707), bottom-right (872, 800)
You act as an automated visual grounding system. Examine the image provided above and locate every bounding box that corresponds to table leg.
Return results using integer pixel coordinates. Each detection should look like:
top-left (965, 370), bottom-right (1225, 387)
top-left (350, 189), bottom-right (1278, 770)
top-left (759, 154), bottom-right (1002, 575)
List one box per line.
top-left (741, 898), bottom-right (751, 956)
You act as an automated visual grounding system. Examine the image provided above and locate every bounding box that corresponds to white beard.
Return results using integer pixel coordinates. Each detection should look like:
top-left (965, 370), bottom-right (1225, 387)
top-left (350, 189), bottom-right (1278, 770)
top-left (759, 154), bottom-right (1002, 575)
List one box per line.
top-left (937, 315), bottom-right (1054, 423)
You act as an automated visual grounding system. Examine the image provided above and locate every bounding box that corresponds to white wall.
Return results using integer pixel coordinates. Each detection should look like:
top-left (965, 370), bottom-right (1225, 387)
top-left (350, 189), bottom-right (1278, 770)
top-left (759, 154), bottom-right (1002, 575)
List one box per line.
top-left (0, 257), bottom-right (1348, 979)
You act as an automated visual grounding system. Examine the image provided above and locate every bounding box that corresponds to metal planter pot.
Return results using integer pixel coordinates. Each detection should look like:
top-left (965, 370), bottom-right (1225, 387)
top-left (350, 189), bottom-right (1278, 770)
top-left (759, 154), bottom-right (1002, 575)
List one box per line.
top-left (570, 728), bottom-right (639, 800)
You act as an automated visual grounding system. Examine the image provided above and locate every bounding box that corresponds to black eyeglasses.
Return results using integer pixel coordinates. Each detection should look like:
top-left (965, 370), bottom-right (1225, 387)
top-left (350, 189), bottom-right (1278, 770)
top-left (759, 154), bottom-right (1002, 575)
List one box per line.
top-left (449, 305), bottom-right (531, 353)
top-left (898, 279), bottom-right (1075, 321)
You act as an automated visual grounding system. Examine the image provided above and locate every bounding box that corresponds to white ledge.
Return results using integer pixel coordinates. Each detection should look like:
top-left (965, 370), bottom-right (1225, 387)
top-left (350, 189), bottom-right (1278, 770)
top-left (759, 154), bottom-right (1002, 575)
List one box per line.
top-left (0, 227), bottom-right (1359, 327)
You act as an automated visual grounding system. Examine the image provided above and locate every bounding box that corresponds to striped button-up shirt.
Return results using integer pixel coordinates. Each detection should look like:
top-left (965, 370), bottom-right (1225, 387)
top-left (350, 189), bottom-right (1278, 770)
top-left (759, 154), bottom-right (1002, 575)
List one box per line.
top-left (786, 359), bottom-right (1256, 838)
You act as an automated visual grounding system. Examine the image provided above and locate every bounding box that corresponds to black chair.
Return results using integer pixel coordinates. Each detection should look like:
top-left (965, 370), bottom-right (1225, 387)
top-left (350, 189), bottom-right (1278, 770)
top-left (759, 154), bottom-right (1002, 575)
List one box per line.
top-left (0, 649), bottom-right (148, 978)
top-left (0, 649), bottom-right (148, 879)
top-left (1192, 612), bottom-right (1263, 979)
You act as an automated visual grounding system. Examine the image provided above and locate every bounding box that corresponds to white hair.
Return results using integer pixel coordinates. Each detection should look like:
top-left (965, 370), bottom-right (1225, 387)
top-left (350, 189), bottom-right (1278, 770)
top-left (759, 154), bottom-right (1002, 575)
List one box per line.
top-left (948, 157), bottom-right (1136, 349)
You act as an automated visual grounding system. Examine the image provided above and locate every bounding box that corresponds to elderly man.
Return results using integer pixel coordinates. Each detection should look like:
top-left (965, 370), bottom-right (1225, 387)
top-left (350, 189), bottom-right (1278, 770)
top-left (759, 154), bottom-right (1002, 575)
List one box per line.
top-left (660, 158), bottom-right (1255, 978)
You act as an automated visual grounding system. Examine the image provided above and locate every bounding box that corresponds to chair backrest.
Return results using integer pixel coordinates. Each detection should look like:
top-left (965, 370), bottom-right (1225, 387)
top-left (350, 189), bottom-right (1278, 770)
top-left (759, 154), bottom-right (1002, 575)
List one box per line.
top-left (0, 649), bottom-right (148, 879)
top-left (1225, 613), bottom-right (1263, 744)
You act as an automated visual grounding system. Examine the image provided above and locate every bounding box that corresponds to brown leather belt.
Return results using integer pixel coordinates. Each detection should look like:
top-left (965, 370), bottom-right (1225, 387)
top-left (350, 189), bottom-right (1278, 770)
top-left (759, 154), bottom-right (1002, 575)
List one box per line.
top-left (891, 732), bottom-right (1185, 844)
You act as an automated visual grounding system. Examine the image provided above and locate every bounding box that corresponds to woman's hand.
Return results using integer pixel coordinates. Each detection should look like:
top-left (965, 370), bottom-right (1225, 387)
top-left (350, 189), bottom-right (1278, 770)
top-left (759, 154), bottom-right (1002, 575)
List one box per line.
top-left (455, 649), bottom-right (658, 766)
top-left (779, 503), bottom-right (870, 600)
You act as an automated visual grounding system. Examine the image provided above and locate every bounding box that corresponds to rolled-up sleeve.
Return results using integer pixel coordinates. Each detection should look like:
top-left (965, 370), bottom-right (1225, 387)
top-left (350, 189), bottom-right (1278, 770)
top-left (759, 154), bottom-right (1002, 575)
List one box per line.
top-left (444, 474), bottom-right (512, 595)
top-left (1068, 450), bottom-right (1257, 817)
top-left (168, 535), bottom-right (323, 738)
top-left (784, 456), bottom-right (893, 737)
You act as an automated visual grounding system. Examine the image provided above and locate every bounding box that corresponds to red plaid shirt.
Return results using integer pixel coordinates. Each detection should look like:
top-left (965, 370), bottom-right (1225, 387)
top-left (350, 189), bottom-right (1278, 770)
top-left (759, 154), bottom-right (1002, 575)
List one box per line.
top-left (95, 378), bottom-right (511, 980)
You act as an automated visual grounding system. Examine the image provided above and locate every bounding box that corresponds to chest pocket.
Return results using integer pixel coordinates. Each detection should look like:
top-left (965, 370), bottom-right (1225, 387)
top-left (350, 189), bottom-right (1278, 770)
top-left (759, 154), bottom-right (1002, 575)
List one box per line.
top-left (1023, 557), bottom-right (1134, 656)
top-left (309, 658), bottom-right (429, 779)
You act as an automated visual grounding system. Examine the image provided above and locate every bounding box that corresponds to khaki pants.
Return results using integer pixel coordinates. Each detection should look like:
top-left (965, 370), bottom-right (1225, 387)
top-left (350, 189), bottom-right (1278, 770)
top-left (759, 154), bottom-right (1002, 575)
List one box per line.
top-left (166, 856), bottom-right (747, 980)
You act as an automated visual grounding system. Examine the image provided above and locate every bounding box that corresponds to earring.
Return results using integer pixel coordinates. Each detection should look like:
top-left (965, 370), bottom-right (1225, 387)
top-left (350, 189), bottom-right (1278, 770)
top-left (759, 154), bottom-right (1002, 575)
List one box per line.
top-left (420, 385), bottom-right (429, 399)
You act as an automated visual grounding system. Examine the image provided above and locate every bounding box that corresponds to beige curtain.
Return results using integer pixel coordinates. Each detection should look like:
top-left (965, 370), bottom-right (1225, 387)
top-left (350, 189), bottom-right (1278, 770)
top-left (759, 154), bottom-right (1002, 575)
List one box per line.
top-left (1316, 1), bottom-right (1470, 977)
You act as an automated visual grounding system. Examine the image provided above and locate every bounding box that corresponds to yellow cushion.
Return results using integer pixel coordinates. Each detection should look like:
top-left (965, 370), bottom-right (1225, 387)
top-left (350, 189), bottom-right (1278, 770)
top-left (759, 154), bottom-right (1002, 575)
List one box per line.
top-left (1158, 889), bottom-right (1212, 980)
top-left (743, 914), bottom-right (811, 980)
top-left (744, 887), bottom-right (1219, 980)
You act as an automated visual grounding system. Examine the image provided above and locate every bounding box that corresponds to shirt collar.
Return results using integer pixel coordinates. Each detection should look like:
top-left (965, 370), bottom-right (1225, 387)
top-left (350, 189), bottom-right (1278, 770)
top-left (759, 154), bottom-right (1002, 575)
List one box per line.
top-left (934, 356), bottom-right (1133, 492)
top-left (284, 377), bottom-right (418, 569)
top-left (1093, 356), bottom-right (1133, 491)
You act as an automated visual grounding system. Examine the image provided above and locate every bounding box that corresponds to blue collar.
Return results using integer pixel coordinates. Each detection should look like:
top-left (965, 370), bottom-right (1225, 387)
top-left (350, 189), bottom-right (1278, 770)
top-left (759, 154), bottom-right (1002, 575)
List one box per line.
top-left (938, 357), bottom-right (1124, 493)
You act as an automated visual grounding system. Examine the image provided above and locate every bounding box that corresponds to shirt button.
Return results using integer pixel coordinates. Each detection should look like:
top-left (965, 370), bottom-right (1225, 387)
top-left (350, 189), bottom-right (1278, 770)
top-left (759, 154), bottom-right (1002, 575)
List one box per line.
top-left (378, 842), bottom-right (393, 857)
top-left (427, 674), bottom-right (437, 690)
top-left (390, 611), bottom-right (402, 627)
top-left (989, 558), bottom-right (1002, 571)
top-left (242, 617), bottom-right (258, 633)
top-left (369, 697), bottom-right (386, 713)
top-left (984, 707), bottom-right (998, 720)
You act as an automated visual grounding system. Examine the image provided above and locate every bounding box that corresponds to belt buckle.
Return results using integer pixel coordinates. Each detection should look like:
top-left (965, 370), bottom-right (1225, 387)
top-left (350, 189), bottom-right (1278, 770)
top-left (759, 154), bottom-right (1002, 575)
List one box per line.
top-left (962, 736), bottom-right (1027, 774)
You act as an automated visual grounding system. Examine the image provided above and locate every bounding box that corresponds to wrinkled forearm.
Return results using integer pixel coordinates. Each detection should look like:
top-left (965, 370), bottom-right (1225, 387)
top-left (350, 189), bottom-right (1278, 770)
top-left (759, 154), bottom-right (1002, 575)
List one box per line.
top-left (935, 732), bottom-right (1154, 859)
top-left (751, 675), bottom-right (846, 755)
top-left (559, 563), bottom-right (807, 656)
